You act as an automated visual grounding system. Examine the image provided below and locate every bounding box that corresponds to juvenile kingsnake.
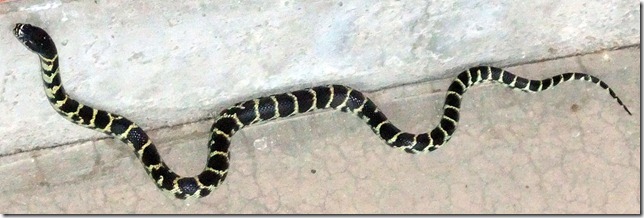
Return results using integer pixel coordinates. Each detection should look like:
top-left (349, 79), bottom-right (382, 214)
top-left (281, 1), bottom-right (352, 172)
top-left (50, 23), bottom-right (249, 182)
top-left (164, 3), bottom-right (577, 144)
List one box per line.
top-left (13, 23), bottom-right (632, 200)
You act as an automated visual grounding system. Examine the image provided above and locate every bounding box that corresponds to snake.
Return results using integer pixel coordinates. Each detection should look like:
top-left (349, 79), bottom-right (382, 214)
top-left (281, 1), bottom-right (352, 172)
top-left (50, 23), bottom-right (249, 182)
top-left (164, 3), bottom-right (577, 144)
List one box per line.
top-left (13, 23), bottom-right (632, 200)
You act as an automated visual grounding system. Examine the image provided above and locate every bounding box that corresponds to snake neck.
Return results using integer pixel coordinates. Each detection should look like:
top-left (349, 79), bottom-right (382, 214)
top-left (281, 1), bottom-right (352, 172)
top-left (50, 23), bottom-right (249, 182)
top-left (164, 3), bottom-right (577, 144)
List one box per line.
top-left (39, 54), bottom-right (70, 114)
top-left (33, 52), bottom-right (210, 199)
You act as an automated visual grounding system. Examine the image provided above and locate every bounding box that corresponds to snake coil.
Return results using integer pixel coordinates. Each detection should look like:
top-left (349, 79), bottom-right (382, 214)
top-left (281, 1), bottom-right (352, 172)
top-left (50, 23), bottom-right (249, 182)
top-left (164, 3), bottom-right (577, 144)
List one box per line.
top-left (13, 23), bottom-right (632, 199)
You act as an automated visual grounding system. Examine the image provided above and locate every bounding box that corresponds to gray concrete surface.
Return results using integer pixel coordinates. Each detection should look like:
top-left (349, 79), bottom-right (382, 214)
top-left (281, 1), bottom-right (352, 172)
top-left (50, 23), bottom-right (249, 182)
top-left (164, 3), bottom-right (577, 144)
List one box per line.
top-left (0, 46), bottom-right (639, 213)
top-left (0, 0), bottom-right (640, 214)
top-left (0, 0), bottom-right (639, 155)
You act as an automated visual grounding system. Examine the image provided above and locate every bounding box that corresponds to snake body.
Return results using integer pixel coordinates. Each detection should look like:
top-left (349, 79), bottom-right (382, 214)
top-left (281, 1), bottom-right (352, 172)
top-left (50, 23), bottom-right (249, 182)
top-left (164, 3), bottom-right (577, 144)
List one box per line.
top-left (13, 23), bottom-right (632, 199)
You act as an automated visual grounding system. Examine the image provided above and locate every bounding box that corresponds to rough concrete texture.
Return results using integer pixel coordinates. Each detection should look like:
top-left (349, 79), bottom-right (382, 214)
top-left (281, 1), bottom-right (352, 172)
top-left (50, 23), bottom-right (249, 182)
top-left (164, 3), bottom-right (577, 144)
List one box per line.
top-left (0, 0), bottom-right (639, 155)
top-left (0, 0), bottom-right (639, 214)
top-left (0, 46), bottom-right (639, 214)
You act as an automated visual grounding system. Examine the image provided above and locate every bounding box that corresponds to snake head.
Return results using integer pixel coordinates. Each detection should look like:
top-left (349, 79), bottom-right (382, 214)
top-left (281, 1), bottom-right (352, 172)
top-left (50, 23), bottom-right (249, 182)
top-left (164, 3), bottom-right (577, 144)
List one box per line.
top-left (14, 23), bottom-right (57, 58)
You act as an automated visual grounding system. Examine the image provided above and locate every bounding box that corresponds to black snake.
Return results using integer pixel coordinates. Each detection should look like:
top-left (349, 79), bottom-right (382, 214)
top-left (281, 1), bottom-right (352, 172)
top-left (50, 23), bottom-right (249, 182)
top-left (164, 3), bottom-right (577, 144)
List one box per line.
top-left (13, 23), bottom-right (632, 200)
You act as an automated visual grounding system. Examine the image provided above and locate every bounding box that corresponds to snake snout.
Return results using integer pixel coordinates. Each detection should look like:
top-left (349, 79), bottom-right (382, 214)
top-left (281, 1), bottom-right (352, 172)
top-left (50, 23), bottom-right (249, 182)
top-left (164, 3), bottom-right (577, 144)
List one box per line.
top-left (13, 24), bottom-right (20, 36)
top-left (13, 23), bottom-right (33, 46)
top-left (13, 23), bottom-right (25, 38)
top-left (13, 23), bottom-right (34, 38)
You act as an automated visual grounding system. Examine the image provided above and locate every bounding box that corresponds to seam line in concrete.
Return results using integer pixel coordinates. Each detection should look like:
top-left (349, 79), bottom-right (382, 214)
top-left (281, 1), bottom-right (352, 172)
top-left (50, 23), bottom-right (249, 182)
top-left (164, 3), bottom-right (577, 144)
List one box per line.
top-left (375, 44), bottom-right (640, 92)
